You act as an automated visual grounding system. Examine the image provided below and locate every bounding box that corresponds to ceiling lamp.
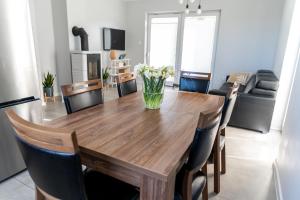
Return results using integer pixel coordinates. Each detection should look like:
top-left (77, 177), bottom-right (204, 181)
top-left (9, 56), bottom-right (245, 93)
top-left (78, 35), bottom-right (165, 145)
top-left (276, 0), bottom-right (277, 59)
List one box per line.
top-left (181, 0), bottom-right (203, 15)
top-left (185, 3), bottom-right (190, 14)
top-left (197, 4), bottom-right (202, 14)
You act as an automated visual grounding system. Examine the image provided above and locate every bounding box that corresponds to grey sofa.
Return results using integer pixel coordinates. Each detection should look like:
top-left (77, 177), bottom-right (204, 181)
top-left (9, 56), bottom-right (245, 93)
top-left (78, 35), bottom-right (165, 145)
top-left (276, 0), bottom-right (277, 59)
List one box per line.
top-left (210, 70), bottom-right (279, 133)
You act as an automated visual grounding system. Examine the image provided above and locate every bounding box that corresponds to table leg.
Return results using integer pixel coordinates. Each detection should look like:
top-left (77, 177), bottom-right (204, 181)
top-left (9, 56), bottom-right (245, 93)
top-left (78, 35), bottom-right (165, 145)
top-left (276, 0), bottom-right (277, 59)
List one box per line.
top-left (140, 175), bottom-right (175, 200)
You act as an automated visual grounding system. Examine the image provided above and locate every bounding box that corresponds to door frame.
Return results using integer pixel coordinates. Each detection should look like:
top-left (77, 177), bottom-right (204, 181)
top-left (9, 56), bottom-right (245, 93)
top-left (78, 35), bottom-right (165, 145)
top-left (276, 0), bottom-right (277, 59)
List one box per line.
top-left (145, 10), bottom-right (221, 86)
top-left (145, 12), bottom-right (184, 84)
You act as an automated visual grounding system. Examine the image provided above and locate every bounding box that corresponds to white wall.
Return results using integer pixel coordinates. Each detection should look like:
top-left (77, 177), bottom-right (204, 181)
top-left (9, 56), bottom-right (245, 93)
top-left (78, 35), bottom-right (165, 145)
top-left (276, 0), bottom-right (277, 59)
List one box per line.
top-left (51, 0), bottom-right (72, 86)
top-left (66, 0), bottom-right (127, 69)
top-left (273, 0), bottom-right (296, 77)
top-left (272, 0), bottom-right (300, 131)
top-left (275, 0), bottom-right (300, 199)
top-left (29, 0), bottom-right (58, 95)
top-left (29, 0), bottom-right (71, 96)
top-left (276, 51), bottom-right (300, 200)
top-left (125, 0), bottom-right (284, 88)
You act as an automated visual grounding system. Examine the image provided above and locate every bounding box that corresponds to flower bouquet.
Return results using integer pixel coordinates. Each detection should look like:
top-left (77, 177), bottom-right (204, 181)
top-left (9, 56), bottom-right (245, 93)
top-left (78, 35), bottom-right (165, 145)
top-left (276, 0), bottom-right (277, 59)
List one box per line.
top-left (135, 64), bottom-right (174, 109)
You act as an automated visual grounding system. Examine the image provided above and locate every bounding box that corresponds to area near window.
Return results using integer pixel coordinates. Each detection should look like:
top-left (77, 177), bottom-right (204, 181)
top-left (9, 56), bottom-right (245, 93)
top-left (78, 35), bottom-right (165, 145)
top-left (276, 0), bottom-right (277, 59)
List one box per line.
top-left (146, 11), bottom-right (220, 85)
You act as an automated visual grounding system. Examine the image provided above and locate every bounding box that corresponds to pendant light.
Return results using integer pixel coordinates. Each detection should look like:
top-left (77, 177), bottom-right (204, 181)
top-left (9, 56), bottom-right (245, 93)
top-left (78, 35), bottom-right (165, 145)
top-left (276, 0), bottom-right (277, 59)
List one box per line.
top-left (197, 3), bottom-right (202, 15)
top-left (185, 3), bottom-right (190, 14)
top-left (179, 0), bottom-right (184, 4)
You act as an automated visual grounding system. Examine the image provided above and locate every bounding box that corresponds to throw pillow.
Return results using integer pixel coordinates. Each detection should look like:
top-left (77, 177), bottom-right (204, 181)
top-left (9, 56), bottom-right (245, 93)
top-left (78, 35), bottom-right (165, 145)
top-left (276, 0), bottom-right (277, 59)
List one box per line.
top-left (257, 80), bottom-right (279, 91)
top-left (227, 73), bottom-right (252, 85)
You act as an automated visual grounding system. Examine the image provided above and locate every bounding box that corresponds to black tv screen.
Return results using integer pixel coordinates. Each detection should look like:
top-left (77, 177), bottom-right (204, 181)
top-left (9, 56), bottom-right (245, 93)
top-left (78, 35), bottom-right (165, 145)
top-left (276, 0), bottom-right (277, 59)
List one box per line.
top-left (103, 28), bottom-right (125, 51)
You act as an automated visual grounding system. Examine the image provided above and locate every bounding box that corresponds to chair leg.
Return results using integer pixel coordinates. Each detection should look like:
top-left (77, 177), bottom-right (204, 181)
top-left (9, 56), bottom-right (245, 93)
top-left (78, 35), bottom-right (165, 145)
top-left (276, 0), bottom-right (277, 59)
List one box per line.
top-left (213, 130), bottom-right (221, 194)
top-left (202, 163), bottom-right (208, 200)
top-left (221, 145), bottom-right (226, 174)
top-left (220, 128), bottom-right (226, 174)
top-left (35, 187), bottom-right (45, 200)
top-left (182, 170), bottom-right (193, 200)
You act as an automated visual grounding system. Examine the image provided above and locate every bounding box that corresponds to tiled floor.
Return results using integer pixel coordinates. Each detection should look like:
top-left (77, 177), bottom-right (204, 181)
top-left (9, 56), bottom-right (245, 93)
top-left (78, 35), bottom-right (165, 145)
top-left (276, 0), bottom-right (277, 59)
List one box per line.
top-left (0, 87), bottom-right (281, 200)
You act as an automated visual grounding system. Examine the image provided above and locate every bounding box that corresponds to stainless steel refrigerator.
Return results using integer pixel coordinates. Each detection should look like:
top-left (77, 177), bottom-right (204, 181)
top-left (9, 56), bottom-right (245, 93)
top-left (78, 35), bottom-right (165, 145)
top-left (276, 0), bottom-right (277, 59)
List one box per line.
top-left (0, 0), bottom-right (40, 182)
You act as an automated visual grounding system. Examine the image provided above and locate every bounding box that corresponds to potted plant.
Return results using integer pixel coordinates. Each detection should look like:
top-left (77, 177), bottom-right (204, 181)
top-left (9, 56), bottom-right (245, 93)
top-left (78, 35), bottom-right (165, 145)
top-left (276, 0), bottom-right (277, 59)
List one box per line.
top-left (102, 67), bottom-right (110, 86)
top-left (135, 64), bottom-right (174, 109)
top-left (42, 72), bottom-right (55, 97)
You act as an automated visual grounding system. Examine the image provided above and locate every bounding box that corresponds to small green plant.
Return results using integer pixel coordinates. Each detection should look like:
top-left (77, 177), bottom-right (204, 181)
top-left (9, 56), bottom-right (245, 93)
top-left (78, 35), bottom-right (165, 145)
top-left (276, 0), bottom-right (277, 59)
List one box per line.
top-left (42, 72), bottom-right (55, 88)
top-left (103, 67), bottom-right (110, 81)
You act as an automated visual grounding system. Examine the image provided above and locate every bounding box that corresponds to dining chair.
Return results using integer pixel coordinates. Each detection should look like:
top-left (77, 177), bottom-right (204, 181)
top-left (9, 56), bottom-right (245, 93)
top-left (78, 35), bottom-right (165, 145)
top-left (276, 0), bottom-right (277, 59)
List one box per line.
top-left (176, 98), bottom-right (224, 200)
top-left (61, 79), bottom-right (103, 114)
top-left (5, 110), bottom-right (139, 200)
top-left (179, 71), bottom-right (212, 94)
top-left (117, 73), bottom-right (137, 97)
top-left (211, 82), bottom-right (239, 193)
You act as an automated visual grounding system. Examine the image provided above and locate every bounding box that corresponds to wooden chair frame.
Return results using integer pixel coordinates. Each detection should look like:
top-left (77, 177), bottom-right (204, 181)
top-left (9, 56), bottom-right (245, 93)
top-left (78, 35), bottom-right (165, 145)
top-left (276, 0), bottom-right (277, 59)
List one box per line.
top-left (181, 97), bottom-right (224, 200)
top-left (180, 71), bottom-right (212, 81)
top-left (116, 73), bottom-right (136, 84)
top-left (5, 110), bottom-right (79, 200)
top-left (61, 79), bottom-right (102, 97)
top-left (213, 82), bottom-right (239, 194)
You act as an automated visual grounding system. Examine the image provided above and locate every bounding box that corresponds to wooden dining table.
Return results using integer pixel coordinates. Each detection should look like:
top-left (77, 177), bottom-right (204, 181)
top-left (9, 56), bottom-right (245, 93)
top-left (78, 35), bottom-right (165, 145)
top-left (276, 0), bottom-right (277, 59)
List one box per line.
top-left (45, 90), bottom-right (224, 200)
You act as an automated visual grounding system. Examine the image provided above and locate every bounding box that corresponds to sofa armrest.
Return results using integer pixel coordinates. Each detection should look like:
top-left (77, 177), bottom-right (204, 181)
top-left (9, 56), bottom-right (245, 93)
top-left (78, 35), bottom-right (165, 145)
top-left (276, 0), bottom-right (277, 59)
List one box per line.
top-left (238, 92), bottom-right (276, 102)
top-left (229, 93), bottom-right (276, 133)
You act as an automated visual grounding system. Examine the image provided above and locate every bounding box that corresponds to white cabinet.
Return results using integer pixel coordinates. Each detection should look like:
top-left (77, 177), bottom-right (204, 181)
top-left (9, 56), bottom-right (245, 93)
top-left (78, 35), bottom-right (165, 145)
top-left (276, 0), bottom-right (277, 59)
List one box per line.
top-left (71, 51), bottom-right (102, 83)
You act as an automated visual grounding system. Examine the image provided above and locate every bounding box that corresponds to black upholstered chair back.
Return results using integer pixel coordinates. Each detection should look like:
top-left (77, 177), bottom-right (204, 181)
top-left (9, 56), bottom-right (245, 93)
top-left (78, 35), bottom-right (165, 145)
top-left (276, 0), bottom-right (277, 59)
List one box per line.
top-left (179, 71), bottom-right (211, 94)
top-left (186, 113), bottom-right (222, 171)
top-left (184, 98), bottom-right (223, 172)
top-left (16, 138), bottom-right (86, 200)
top-left (117, 73), bottom-right (137, 97)
top-left (220, 83), bottom-right (239, 129)
top-left (5, 110), bottom-right (87, 200)
top-left (61, 80), bottom-right (103, 114)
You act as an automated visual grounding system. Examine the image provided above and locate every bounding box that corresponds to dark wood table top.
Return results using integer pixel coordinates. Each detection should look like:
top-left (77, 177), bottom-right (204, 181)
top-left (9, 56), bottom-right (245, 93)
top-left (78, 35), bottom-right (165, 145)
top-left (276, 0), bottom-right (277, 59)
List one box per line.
top-left (47, 90), bottom-right (224, 181)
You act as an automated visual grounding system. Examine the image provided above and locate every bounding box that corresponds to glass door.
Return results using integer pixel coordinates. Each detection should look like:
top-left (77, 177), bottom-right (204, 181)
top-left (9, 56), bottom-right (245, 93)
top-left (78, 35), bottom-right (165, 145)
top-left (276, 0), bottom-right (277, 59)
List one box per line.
top-left (146, 11), bottom-right (220, 85)
top-left (146, 14), bottom-right (183, 85)
top-left (181, 13), bottom-right (219, 73)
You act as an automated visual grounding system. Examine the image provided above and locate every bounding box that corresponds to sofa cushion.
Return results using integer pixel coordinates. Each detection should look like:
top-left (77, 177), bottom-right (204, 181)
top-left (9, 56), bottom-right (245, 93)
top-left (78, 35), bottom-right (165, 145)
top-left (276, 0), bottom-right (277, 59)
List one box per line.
top-left (243, 75), bottom-right (256, 93)
top-left (257, 69), bottom-right (274, 74)
top-left (257, 80), bottom-right (279, 91)
top-left (250, 88), bottom-right (276, 98)
top-left (256, 72), bottom-right (279, 82)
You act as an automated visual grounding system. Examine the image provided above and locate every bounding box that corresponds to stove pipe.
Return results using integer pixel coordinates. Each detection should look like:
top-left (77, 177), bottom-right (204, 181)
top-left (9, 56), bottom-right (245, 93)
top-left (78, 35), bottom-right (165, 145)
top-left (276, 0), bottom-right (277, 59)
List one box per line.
top-left (72, 26), bottom-right (89, 51)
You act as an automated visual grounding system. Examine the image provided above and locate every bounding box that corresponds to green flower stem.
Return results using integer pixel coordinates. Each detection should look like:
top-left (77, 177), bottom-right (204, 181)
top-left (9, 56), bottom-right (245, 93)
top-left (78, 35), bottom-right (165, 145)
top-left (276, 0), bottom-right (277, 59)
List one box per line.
top-left (142, 76), bottom-right (165, 109)
top-left (143, 92), bottom-right (164, 109)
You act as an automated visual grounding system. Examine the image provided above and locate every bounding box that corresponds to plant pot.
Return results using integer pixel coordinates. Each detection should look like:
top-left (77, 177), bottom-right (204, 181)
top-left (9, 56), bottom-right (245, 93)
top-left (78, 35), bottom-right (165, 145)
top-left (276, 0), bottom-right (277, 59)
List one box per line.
top-left (103, 79), bottom-right (108, 87)
top-left (43, 87), bottom-right (54, 97)
top-left (142, 78), bottom-right (165, 110)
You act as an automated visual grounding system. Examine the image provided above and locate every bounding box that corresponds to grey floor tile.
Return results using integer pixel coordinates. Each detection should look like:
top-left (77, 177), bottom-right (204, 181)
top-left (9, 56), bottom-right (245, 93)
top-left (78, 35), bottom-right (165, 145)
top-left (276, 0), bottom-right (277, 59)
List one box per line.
top-left (0, 178), bottom-right (34, 200)
top-left (14, 171), bottom-right (35, 189)
top-left (207, 127), bottom-right (280, 200)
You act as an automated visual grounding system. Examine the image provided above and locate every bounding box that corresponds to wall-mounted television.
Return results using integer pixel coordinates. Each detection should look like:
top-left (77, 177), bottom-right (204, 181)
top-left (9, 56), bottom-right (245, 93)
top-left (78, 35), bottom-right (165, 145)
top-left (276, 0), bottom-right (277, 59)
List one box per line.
top-left (103, 28), bottom-right (125, 51)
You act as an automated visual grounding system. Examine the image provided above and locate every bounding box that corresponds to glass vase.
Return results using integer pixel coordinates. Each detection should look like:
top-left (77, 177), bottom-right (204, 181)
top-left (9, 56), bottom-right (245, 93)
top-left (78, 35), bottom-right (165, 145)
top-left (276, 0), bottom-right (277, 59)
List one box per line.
top-left (142, 77), bottom-right (165, 109)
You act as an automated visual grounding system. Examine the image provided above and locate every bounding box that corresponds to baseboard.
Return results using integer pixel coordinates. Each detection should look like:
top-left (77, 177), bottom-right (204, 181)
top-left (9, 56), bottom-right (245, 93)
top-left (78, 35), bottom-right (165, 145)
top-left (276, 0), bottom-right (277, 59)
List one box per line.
top-left (273, 160), bottom-right (283, 200)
